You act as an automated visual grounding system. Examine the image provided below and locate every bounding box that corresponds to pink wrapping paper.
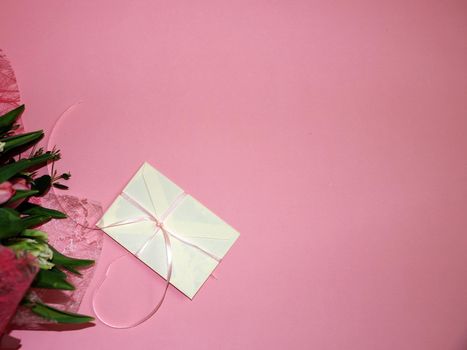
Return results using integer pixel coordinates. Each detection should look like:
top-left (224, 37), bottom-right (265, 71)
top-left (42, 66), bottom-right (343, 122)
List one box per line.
top-left (0, 49), bottom-right (21, 115)
top-left (0, 49), bottom-right (23, 136)
top-left (0, 247), bottom-right (38, 335)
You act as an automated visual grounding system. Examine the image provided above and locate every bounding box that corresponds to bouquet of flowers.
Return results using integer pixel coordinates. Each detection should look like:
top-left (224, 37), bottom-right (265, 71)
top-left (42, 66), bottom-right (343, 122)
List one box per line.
top-left (0, 105), bottom-right (95, 334)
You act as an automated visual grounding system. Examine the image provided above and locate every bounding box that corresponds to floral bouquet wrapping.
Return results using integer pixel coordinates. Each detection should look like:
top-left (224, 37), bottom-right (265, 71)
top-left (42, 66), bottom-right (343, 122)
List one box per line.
top-left (0, 246), bottom-right (38, 334)
top-left (9, 193), bottom-right (103, 330)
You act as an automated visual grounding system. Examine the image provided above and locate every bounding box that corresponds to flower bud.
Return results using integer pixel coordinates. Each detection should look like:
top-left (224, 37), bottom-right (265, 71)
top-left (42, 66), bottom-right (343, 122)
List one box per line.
top-left (0, 181), bottom-right (14, 205)
top-left (7, 238), bottom-right (54, 270)
top-left (11, 178), bottom-right (31, 191)
top-left (7, 178), bottom-right (32, 208)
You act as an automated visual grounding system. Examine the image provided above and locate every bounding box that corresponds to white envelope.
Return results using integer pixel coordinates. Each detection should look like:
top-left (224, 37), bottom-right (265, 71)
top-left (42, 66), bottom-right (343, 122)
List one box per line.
top-left (97, 162), bottom-right (240, 299)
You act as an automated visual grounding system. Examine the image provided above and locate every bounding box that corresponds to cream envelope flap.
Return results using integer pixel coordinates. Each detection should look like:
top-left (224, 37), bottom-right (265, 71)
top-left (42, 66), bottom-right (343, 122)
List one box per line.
top-left (97, 162), bottom-right (239, 299)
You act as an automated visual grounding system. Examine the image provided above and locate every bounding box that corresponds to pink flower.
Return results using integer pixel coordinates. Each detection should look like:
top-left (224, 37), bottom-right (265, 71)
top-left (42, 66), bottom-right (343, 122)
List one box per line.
top-left (7, 178), bottom-right (31, 208)
top-left (0, 181), bottom-right (14, 204)
top-left (11, 178), bottom-right (30, 191)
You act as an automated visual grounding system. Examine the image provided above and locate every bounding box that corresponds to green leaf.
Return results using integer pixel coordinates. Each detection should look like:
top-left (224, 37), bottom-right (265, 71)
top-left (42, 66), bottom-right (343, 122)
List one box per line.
top-left (0, 208), bottom-right (52, 239)
top-left (0, 208), bottom-right (23, 239)
top-left (0, 152), bottom-right (60, 183)
top-left (20, 214), bottom-right (52, 229)
top-left (18, 202), bottom-right (67, 219)
top-left (0, 105), bottom-right (25, 134)
top-left (50, 245), bottom-right (94, 268)
top-left (33, 267), bottom-right (74, 290)
top-left (0, 131), bottom-right (44, 153)
top-left (62, 265), bottom-right (82, 276)
top-left (31, 302), bottom-right (94, 324)
top-left (6, 189), bottom-right (39, 204)
top-left (32, 175), bottom-right (52, 196)
top-left (53, 183), bottom-right (69, 190)
top-left (20, 228), bottom-right (48, 241)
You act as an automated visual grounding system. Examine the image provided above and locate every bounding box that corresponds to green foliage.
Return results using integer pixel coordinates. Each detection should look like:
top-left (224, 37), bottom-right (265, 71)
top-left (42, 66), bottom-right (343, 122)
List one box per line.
top-left (20, 229), bottom-right (48, 240)
top-left (0, 105), bottom-right (24, 135)
top-left (33, 268), bottom-right (75, 290)
top-left (29, 302), bottom-right (94, 324)
top-left (0, 208), bottom-right (51, 239)
top-left (32, 175), bottom-right (52, 196)
top-left (1, 130), bottom-right (44, 155)
top-left (6, 189), bottom-right (40, 204)
top-left (18, 202), bottom-right (67, 219)
top-left (0, 151), bottom-right (61, 183)
top-left (50, 245), bottom-right (94, 276)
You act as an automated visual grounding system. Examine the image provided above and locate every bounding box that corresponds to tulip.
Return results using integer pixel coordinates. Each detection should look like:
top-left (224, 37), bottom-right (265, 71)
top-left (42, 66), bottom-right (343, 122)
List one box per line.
top-left (7, 178), bottom-right (32, 208)
top-left (11, 178), bottom-right (30, 191)
top-left (0, 181), bottom-right (14, 204)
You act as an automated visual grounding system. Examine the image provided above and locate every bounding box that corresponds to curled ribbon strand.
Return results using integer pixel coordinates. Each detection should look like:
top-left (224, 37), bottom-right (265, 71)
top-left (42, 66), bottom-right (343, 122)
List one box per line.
top-left (91, 228), bottom-right (173, 329)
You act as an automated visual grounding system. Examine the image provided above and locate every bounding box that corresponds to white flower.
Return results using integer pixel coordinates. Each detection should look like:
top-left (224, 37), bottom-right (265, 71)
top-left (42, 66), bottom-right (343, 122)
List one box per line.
top-left (7, 238), bottom-right (55, 269)
top-left (0, 141), bottom-right (5, 152)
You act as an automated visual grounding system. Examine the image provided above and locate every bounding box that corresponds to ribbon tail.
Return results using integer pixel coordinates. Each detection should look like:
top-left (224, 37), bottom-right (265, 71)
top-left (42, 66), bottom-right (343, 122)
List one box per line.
top-left (91, 228), bottom-right (173, 329)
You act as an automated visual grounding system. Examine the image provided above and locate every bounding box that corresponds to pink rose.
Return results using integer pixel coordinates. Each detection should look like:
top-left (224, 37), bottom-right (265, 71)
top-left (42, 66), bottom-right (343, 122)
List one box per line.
top-left (0, 181), bottom-right (14, 204)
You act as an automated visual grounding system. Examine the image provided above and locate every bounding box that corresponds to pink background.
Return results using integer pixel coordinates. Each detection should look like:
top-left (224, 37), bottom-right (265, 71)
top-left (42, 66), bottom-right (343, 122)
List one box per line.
top-left (1, 1), bottom-right (467, 349)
